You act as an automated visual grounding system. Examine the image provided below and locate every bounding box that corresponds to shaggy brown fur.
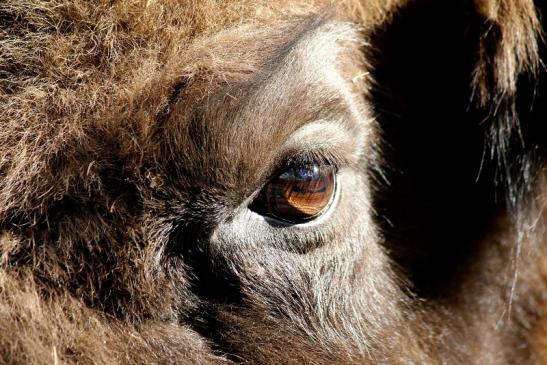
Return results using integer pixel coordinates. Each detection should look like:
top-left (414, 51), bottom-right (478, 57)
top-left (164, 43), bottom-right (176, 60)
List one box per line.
top-left (0, 0), bottom-right (545, 364)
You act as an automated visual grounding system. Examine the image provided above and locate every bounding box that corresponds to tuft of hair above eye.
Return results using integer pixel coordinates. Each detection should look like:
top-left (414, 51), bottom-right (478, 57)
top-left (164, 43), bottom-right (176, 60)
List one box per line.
top-left (249, 162), bottom-right (337, 224)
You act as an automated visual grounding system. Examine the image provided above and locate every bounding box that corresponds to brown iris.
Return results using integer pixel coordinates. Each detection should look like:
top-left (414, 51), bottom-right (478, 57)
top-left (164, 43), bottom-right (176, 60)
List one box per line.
top-left (251, 164), bottom-right (336, 223)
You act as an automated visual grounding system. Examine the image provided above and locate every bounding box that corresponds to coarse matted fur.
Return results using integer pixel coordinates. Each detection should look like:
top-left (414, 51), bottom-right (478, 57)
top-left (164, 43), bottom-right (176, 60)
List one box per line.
top-left (0, 0), bottom-right (546, 364)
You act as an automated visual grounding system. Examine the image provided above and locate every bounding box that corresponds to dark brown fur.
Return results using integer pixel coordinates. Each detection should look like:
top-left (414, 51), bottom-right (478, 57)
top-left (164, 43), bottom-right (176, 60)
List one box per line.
top-left (0, 1), bottom-right (545, 364)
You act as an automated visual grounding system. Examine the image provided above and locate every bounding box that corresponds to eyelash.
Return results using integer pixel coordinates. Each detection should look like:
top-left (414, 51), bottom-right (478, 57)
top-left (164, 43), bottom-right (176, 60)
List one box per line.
top-left (265, 149), bottom-right (345, 184)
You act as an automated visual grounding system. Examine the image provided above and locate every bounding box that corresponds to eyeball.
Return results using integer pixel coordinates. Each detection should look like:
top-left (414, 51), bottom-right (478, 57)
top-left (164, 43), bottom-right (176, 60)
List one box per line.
top-left (250, 163), bottom-right (337, 224)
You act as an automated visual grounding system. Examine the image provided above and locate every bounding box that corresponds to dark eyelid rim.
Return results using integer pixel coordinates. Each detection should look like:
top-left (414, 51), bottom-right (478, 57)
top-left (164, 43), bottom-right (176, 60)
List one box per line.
top-left (251, 146), bottom-right (346, 196)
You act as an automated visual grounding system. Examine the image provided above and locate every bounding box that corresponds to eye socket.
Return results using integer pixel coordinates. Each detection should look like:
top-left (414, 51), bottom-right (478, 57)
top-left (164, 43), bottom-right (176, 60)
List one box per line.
top-left (250, 163), bottom-right (337, 223)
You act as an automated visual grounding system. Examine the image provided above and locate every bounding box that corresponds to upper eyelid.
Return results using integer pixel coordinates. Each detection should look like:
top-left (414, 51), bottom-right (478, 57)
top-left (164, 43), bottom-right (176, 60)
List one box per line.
top-left (280, 149), bottom-right (343, 172)
top-left (248, 119), bottom-right (361, 197)
top-left (257, 148), bottom-right (345, 189)
top-left (266, 120), bottom-right (359, 177)
top-left (281, 120), bottom-right (365, 160)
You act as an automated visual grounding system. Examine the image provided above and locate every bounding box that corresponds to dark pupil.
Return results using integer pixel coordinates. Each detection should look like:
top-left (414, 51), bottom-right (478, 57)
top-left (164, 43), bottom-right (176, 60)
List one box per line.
top-left (254, 164), bottom-right (336, 223)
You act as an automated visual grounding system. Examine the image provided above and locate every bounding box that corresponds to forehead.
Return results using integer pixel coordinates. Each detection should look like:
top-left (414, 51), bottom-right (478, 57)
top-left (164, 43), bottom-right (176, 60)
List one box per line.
top-left (154, 17), bottom-right (370, 195)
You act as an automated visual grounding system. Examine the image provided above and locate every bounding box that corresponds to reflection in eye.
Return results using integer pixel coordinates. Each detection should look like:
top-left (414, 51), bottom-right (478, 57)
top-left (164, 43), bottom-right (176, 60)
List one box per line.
top-left (250, 163), bottom-right (336, 223)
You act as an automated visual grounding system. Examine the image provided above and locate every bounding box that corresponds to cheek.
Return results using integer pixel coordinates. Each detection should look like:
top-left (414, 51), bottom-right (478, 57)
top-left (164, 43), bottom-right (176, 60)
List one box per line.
top-left (203, 167), bottom-right (401, 338)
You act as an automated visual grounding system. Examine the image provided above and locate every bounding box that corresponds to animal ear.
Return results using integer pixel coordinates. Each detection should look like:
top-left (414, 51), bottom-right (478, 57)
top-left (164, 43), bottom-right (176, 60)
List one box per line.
top-left (469, 0), bottom-right (541, 107)
top-left (365, 0), bottom-right (542, 104)
top-left (361, 0), bottom-right (545, 296)
top-left (364, 0), bottom-right (545, 205)
top-left (464, 0), bottom-right (546, 207)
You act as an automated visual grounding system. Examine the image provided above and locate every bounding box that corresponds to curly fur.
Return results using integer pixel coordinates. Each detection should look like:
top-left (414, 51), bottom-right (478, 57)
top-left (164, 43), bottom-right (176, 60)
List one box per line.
top-left (0, 1), bottom-right (545, 364)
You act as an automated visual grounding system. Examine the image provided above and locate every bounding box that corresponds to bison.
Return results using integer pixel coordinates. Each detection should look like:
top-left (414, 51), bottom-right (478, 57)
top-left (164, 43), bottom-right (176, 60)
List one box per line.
top-left (0, 0), bottom-right (545, 364)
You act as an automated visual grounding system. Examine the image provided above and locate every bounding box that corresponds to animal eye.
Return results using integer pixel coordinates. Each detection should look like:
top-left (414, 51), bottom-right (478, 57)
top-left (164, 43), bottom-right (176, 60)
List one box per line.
top-left (250, 163), bottom-right (337, 223)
